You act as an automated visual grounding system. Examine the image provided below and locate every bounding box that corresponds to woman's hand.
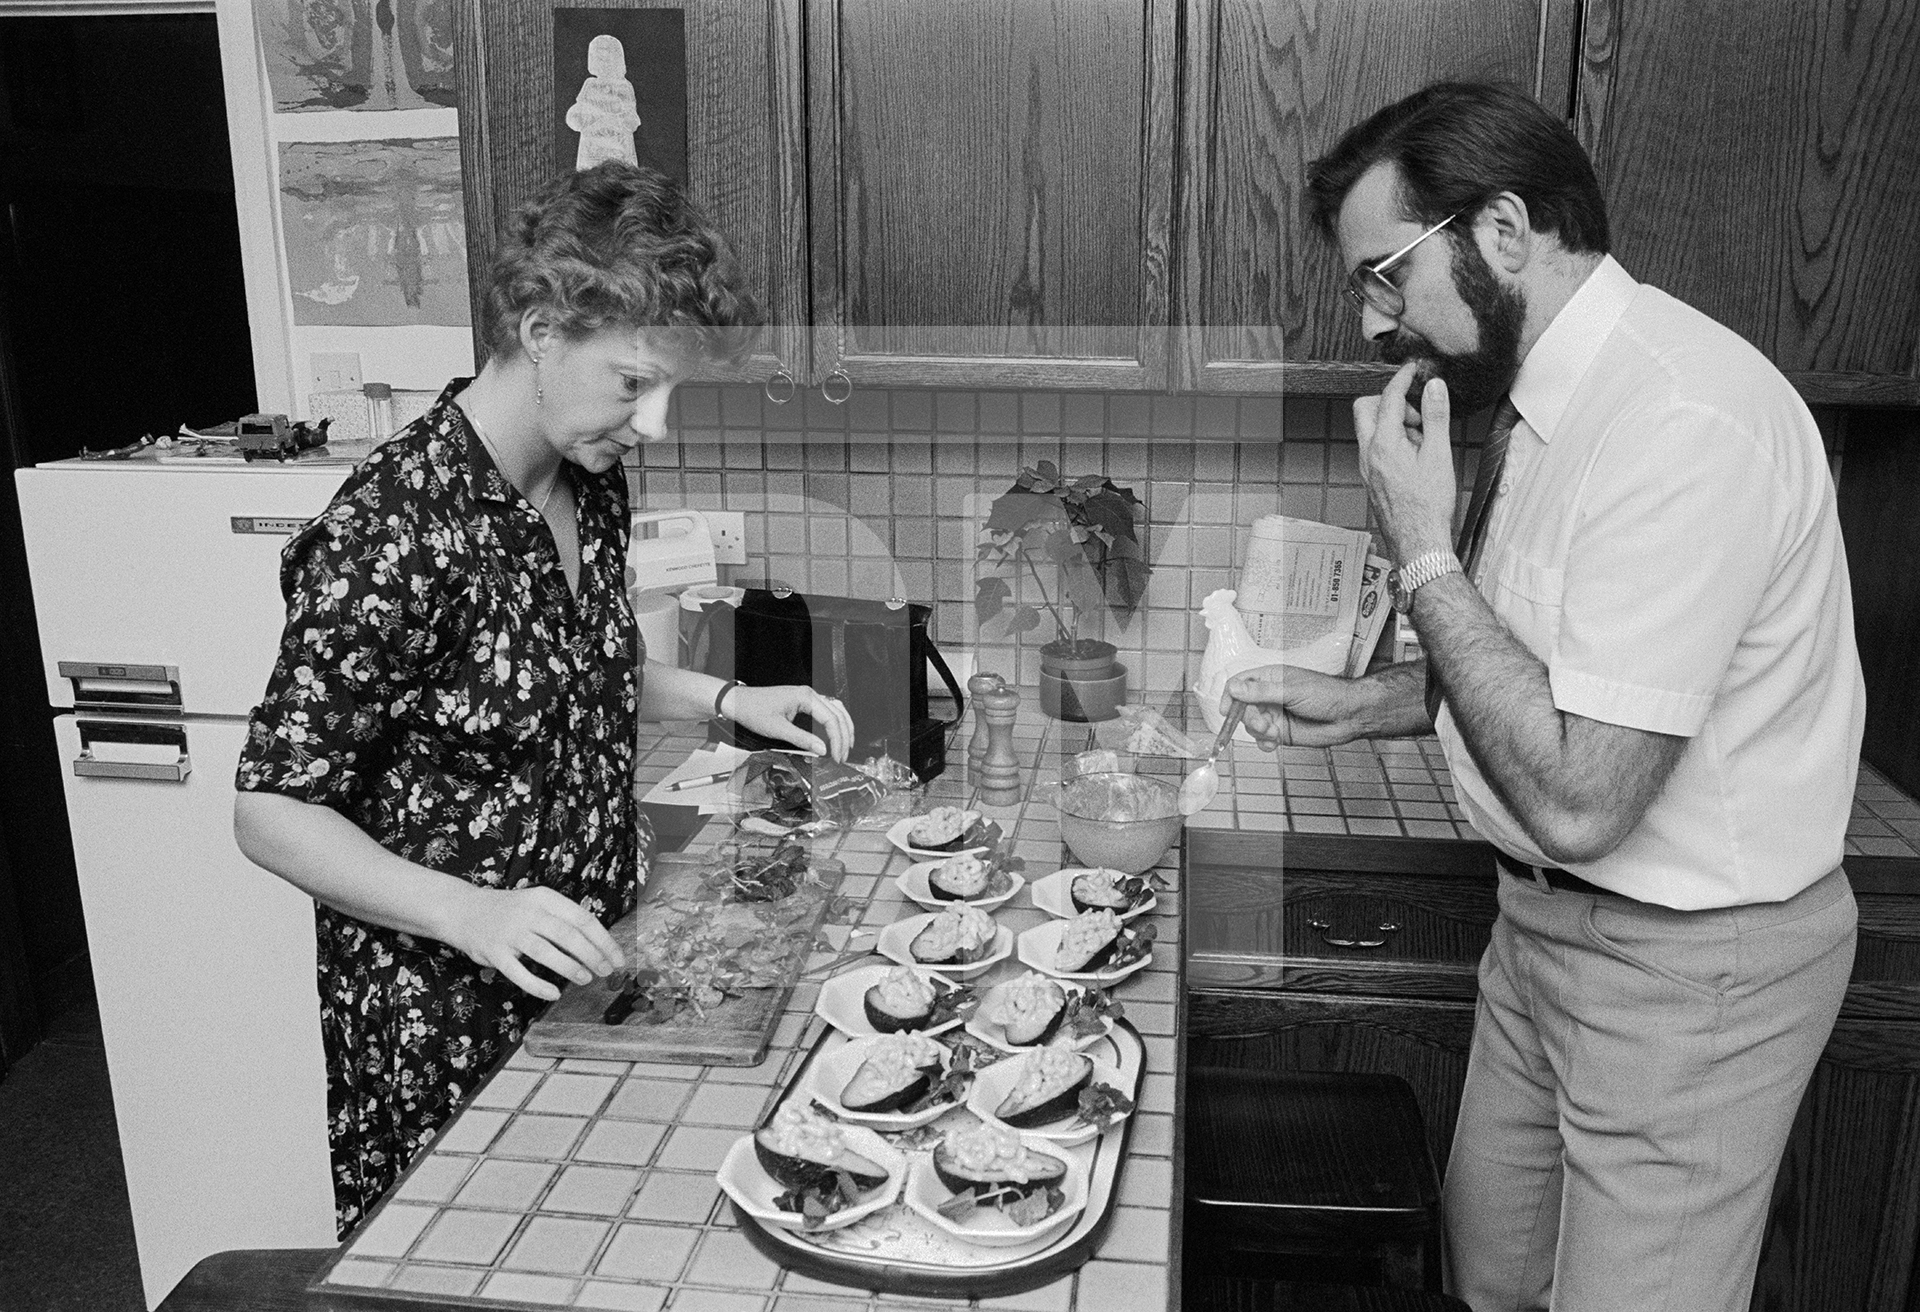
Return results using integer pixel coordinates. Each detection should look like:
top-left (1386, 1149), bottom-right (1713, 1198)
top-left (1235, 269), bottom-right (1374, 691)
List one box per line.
top-left (725, 684), bottom-right (856, 761)
top-left (442, 885), bottom-right (627, 1002)
top-left (1226, 664), bottom-right (1372, 750)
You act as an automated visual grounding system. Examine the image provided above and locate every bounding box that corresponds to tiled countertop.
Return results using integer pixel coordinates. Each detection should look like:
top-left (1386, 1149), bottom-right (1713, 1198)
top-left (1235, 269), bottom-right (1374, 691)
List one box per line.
top-left (1180, 728), bottom-right (1920, 863)
top-left (310, 707), bottom-right (1182, 1312)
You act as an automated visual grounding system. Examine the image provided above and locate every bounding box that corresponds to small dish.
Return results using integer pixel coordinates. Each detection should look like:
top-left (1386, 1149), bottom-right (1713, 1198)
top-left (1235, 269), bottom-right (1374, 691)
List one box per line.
top-left (1015, 920), bottom-right (1154, 985)
top-left (805, 1033), bottom-right (967, 1131)
top-left (715, 1129), bottom-right (905, 1234)
top-left (877, 913), bottom-right (1014, 979)
top-left (965, 1053), bottom-right (1130, 1147)
top-left (814, 963), bottom-right (967, 1039)
top-left (963, 983), bottom-right (1113, 1054)
top-left (901, 1141), bottom-right (1089, 1248)
top-left (887, 813), bottom-right (988, 859)
top-left (1029, 868), bottom-right (1157, 922)
top-left (896, 859), bottom-right (1025, 912)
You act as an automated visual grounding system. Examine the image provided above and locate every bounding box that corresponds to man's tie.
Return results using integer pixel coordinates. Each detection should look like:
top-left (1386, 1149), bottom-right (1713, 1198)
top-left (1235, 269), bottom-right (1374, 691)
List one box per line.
top-left (1423, 395), bottom-right (1521, 724)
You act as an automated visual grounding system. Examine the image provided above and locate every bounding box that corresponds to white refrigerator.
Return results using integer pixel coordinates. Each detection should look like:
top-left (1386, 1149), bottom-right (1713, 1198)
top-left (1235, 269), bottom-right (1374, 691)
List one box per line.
top-left (15, 455), bottom-right (353, 1307)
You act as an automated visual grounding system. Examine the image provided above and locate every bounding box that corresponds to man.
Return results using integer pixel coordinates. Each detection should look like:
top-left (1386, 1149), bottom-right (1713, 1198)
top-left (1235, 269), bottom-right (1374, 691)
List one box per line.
top-left (1229, 82), bottom-right (1864, 1311)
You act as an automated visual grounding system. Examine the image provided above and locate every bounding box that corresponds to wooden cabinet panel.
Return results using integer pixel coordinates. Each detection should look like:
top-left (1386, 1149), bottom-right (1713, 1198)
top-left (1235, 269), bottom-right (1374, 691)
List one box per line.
top-left (1173, 0), bottom-right (1579, 394)
top-left (454, 0), bottom-right (808, 383)
top-left (807, 0), bottom-right (1177, 389)
top-left (1751, 1021), bottom-right (1920, 1312)
top-left (1576, 0), bottom-right (1920, 392)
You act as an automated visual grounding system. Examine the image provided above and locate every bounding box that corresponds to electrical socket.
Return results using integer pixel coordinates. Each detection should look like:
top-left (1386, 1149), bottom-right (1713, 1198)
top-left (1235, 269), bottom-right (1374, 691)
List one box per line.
top-left (707, 511), bottom-right (747, 566)
top-left (310, 352), bottom-right (363, 393)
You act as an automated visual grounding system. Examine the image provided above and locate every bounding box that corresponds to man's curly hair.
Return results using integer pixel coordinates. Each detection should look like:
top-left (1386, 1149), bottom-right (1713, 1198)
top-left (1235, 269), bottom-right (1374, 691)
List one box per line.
top-left (485, 162), bottom-right (758, 367)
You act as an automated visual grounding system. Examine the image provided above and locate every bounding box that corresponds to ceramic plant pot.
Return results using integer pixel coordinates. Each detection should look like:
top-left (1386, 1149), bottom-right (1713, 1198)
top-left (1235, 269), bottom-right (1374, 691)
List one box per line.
top-left (1038, 640), bottom-right (1127, 723)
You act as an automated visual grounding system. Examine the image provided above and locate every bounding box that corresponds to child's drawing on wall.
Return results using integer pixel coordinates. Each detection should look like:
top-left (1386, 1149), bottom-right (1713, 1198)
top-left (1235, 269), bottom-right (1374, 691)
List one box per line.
top-left (564, 34), bottom-right (642, 170)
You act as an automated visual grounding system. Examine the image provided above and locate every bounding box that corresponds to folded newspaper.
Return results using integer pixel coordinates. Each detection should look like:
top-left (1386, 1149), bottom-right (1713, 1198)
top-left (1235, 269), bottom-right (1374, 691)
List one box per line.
top-left (1235, 515), bottom-right (1391, 679)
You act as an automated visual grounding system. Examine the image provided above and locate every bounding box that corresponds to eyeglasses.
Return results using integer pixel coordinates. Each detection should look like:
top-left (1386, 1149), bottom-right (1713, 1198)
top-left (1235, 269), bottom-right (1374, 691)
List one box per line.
top-left (1343, 213), bottom-right (1458, 318)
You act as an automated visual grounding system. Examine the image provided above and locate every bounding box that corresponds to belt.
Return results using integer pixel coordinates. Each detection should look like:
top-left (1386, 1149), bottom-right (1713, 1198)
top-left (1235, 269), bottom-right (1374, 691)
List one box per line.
top-left (1494, 852), bottom-right (1624, 899)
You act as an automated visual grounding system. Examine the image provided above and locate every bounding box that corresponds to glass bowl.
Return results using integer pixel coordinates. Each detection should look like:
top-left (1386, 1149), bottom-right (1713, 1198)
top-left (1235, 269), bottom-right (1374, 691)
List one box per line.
top-left (1051, 772), bottom-right (1182, 875)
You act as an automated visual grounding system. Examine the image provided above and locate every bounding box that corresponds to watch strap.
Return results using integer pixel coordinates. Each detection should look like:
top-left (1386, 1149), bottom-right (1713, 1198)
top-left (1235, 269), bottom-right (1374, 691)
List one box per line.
top-left (1398, 549), bottom-right (1462, 592)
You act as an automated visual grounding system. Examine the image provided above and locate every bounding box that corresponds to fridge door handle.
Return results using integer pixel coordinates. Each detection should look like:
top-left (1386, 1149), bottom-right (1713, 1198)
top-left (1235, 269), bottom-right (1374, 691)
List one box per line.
top-left (73, 719), bottom-right (193, 783)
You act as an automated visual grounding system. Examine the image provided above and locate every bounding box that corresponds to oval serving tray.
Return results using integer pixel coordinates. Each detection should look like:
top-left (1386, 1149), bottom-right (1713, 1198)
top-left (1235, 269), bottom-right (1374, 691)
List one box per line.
top-left (729, 1020), bottom-right (1144, 1299)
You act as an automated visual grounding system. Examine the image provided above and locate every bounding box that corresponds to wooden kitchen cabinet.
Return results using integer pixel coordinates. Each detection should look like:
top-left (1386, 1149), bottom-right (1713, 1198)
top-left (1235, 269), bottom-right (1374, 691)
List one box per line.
top-left (804, 0), bottom-right (1179, 391)
top-left (1171, 0), bottom-right (1580, 395)
top-left (453, 0), bottom-right (808, 385)
top-left (1186, 828), bottom-right (1920, 1311)
top-left (1575, 0), bottom-right (1920, 407)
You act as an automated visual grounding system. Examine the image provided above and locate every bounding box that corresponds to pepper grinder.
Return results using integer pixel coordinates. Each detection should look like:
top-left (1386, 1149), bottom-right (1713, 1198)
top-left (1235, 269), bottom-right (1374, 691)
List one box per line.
top-left (967, 671), bottom-right (1005, 770)
top-left (977, 682), bottom-right (1024, 805)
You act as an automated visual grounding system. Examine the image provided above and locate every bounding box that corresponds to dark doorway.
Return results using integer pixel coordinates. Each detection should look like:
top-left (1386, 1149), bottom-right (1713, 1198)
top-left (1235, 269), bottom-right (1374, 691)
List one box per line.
top-left (0, 12), bottom-right (256, 1070)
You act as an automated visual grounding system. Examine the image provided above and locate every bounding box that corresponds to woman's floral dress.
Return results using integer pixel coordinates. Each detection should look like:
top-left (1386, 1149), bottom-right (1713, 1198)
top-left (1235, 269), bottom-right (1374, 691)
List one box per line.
top-left (236, 381), bottom-right (652, 1236)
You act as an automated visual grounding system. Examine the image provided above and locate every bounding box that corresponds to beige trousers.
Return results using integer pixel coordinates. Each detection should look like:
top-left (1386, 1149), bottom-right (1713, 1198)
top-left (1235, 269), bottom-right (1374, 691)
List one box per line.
top-left (1444, 865), bottom-right (1855, 1312)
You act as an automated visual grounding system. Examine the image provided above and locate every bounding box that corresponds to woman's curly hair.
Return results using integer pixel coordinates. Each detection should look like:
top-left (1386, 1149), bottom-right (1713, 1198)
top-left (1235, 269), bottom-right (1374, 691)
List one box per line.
top-left (485, 162), bottom-right (758, 367)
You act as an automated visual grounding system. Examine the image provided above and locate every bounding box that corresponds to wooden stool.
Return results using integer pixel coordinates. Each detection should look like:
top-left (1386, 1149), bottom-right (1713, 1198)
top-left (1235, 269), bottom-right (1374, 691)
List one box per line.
top-left (1185, 1067), bottom-right (1445, 1291)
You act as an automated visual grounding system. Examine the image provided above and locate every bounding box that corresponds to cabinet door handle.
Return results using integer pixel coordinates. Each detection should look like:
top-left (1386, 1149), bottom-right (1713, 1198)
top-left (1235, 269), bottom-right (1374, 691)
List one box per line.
top-left (73, 718), bottom-right (192, 783)
top-left (764, 366), bottom-right (797, 405)
top-left (1307, 918), bottom-right (1400, 950)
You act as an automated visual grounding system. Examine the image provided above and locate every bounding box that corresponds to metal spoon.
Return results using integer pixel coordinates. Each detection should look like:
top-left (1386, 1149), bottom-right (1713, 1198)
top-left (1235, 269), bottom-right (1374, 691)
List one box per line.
top-left (1177, 701), bottom-right (1248, 816)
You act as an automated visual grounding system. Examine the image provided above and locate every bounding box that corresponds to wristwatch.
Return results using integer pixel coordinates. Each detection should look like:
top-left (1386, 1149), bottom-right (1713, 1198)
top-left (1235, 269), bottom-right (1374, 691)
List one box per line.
top-left (1387, 550), bottom-right (1462, 614)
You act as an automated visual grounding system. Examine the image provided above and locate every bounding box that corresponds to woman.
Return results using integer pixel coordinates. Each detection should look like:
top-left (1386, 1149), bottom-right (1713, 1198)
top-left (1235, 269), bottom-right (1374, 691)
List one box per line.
top-left (234, 162), bottom-right (853, 1235)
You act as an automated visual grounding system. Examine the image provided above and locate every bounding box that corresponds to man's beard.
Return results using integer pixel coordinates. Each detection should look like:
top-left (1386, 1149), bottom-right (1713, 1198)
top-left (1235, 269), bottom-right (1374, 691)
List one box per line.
top-left (1380, 236), bottom-right (1525, 414)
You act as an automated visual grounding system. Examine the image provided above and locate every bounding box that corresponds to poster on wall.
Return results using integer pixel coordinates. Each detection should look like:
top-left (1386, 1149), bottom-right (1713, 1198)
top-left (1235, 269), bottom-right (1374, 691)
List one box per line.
top-left (278, 138), bottom-right (471, 327)
top-left (552, 8), bottom-right (688, 185)
top-left (258, 0), bottom-right (456, 112)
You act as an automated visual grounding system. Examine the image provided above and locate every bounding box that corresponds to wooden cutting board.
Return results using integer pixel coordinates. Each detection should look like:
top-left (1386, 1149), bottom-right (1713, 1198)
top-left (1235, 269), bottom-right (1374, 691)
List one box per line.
top-left (522, 849), bottom-right (844, 1066)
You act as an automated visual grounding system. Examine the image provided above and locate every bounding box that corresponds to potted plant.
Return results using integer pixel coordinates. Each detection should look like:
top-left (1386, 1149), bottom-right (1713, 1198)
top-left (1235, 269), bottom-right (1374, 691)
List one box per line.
top-left (974, 461), bottom-right (1151, 722)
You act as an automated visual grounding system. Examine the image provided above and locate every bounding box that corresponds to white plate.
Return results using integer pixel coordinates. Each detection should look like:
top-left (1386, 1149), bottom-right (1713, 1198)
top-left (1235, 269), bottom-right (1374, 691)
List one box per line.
top-left (1028, 868), bottom-right (1156, 922)
top-left (1014, 920), bottom-right (1154, 985)
top-left (963, 982), bottom-right (1113, 1054)
top-left (715, 1129), bottom-right (905, 1234)
top-left (896, 859), bottom-right (1025, 912)
top-left (877, 913), bottom-right (1015, 979)
top-left (965, 1054), bottom-right (1130, 1148)
top-left (887, 813), bottom-right (988, 859)
top-left (902, 1140), bottom-right (1089, 1248)
top-left (805, 1033), bottom-right (967, 1130)
top-left (814, 963), bottom-right (967, 1039)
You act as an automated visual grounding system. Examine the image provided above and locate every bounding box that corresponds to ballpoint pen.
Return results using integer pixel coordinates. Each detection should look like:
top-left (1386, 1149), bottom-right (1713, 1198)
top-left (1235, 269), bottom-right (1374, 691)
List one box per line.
top-left (662, 768), bottom-right (736, 792)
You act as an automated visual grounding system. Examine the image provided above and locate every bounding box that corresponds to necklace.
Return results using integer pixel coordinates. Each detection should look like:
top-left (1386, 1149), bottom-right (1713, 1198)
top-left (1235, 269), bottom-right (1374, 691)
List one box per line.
top-left (465, 405), bottom-right (558, 515)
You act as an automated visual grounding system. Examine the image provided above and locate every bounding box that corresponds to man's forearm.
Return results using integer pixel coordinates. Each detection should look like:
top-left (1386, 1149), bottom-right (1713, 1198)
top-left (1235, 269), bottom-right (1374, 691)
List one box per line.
top-left (1356, 660), bottom-right (1436, 739)
top-left (1412, 574), bottom-right (1601, 855)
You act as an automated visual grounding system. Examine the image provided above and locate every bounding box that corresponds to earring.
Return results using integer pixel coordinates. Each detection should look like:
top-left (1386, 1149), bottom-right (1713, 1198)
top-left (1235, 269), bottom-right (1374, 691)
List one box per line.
top-left (533, 354), bottom-right (544, 407)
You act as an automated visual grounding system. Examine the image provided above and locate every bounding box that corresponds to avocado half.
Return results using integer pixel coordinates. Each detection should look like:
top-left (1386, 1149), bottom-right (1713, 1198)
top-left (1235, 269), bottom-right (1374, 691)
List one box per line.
top-left (995, 1053), bottom-right (1094, 1129)
top-left (909, 918), bottom-right (991, 965)
top-left (840, 1055), bottom-right (940, 1113)
top-left (753, 1126), bottom-right (889, 1194)
top-left (931, 1140), bottom-right (1069, 1199)
top-left (1069, 871), bottom-right (1148, 915)
top-left (862, 982), bottom-right (935, 1033)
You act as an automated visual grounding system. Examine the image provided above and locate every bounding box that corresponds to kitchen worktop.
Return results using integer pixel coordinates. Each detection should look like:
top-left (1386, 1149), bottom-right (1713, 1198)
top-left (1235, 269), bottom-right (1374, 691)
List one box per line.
top-left (307, 707), bottom-right (1183, 1312)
